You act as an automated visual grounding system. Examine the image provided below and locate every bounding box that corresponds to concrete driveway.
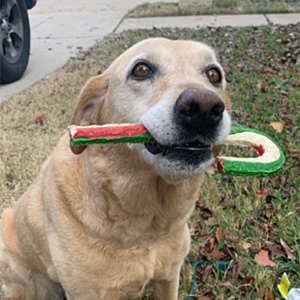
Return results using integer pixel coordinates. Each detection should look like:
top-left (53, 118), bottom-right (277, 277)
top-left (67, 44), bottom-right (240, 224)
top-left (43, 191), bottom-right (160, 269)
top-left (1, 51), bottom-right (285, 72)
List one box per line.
top-left (0, 0), bottom-right (173, 103)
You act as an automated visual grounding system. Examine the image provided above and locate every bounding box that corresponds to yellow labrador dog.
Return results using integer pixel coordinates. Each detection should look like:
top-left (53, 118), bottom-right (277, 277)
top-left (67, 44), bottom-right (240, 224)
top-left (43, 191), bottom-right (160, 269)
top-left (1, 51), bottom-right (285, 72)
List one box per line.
top-left (0, 38), bottom-right (231, 300)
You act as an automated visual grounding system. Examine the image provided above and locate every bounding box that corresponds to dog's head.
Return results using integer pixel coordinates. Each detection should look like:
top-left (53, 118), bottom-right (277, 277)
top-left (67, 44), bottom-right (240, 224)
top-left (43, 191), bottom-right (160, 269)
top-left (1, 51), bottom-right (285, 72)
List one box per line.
top-left (70, 38), bottom-right (231, 182)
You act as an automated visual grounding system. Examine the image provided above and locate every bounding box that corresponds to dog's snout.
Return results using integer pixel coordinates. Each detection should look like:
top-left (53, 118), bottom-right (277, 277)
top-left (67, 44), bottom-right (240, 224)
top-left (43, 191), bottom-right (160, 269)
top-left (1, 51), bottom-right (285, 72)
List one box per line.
top-left (174, 89), bottom-right (225, 130)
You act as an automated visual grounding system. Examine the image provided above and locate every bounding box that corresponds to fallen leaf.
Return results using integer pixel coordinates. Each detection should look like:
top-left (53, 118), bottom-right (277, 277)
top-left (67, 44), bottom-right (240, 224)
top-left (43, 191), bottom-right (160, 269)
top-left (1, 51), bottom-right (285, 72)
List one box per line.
top-left (208, 237), bottom-right (215, 251)
top-left (284, 114), bottom-right (297, 122)
top-left (275, 84), bottom-right (281, 89)
top-left (291, 126), bottom-right (299, 135)
top-left (279, 90), bottom-right (289, 96)
top-left (216, 227), bottom-right (223, 244)
top-left (265, 290), bottom-right (275, 300)
top-left (222, 246), bottom-right (237, 261)
top-left (246, 218), bottom-right (255, 226)
top-left (218, 281), bottom-right (233, 289)
top-left (256, 188), bottom-right (269, 197)
top-left (198, 233), bottom-right (213, 240)
top-left (206, 216), bottom-right (219, 226)
top-left (199, 207), bottom-right (213, 220)
top-left (267, 223), bottom-right (274, 231)
top-left (265, 243), bottom-right (285, 256)
top-left (196, 196), bottom-right (205, 208)
top-left (225, 268), bottom-right (234, 283)
top-left (239, 276), bottom-right (255, 293)
top-left (266, 194), bottom-right (277, 202)
top-left (233, 259), bottom-right (247, 281)
top-left (252, 207), bottom-right (262, 219)
top-left (269, 121), bottom-right (284, 133)
top-left (201, 243), bottom-right (224, 261)
top-left (242, 242), bottom-right (252, 250)
top-left (191, 227), bottom-right (202, 240)
top-left (202, 264), bottom-right (213, 283)
top-left (280, 238), bottom-right (296, 260)
top-left (226, 259), bottom-right (247, 283)
top-left (255, 250), bottom-right (276, 267)
top-left (241, 111), bottom-right (249, 120)
top-left (36, 114), bottom-right (46, 124)
top-left (6, 173), bottom-right (14, 182)
top-left (14, 125), bottom-right (25, 131)
top-left (197, 297), bottom-right (213, 300)
top-left (256, 81), bottom-right (264, 88)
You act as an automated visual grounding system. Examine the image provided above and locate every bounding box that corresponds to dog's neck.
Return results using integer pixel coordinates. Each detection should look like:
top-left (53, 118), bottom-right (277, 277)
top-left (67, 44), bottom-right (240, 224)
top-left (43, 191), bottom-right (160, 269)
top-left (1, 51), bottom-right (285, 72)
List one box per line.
top-left (60, 141), bottom-right (204, 249)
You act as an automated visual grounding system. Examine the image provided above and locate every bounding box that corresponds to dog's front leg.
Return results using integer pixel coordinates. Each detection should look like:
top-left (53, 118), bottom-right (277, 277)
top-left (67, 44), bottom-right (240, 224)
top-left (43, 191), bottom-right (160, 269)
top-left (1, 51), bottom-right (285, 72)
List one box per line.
top-left (152, 275), bottom-right (179, 300)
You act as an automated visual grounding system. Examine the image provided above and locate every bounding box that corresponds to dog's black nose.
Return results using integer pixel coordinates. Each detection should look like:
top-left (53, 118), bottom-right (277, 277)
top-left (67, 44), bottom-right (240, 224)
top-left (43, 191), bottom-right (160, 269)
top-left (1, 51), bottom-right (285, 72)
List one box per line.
top-left (174, 89), bottom-right (225, 130)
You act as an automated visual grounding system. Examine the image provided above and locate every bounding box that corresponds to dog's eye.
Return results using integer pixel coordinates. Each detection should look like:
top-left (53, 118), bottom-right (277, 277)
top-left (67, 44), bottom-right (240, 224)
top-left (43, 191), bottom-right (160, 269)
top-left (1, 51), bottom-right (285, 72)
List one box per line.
top-left (206, 68), bottom-right (222, 85)
top-left (131, 63), bottom-right (152, 79)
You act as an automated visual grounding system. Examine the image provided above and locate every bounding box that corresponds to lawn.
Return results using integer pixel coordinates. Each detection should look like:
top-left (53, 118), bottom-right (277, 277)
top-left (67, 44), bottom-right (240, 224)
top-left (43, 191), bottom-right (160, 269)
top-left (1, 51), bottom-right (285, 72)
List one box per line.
top-left (126, 0), bottom-right (300, 18)
top-left (0, 23), bottom-right (299, 299)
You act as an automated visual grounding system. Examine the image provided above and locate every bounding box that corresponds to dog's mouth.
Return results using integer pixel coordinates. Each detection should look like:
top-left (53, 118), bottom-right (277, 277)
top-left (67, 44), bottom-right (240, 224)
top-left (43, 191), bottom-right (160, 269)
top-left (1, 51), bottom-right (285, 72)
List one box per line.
top-left (144, 140), bottom-right (211, 157)
top-left (141, 126), bottom-right (215, 178)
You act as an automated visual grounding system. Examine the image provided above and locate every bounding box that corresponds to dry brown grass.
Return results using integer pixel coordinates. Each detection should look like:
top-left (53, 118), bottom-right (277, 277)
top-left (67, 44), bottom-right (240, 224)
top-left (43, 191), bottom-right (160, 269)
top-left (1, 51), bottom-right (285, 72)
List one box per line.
top-left (0, 38), bottom-right (120, 212)
top-left (1, 70), bottom-right (77, 211)
top-left (126, 0), bottom-right (300, 18)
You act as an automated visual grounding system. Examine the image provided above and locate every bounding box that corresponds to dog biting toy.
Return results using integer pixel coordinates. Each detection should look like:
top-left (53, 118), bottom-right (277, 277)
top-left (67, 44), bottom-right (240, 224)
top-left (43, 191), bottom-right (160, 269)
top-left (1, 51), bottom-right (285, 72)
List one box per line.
top-left (68, 124), bottom-right (285, 177)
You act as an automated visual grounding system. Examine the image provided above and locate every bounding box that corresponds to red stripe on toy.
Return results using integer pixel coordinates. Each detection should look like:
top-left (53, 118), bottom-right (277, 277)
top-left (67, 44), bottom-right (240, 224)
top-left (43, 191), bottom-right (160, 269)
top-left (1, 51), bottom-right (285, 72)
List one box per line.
top-left (250, 144), bottom-right (265, 156)
top-left (68, 125), bottom-right (148, 140)
top-left (217, 158), bottom-right (226, 174)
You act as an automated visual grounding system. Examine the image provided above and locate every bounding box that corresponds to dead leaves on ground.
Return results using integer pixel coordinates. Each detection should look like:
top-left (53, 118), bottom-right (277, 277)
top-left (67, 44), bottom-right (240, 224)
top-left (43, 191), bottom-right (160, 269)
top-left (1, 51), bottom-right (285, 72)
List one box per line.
top-left (269, 121), bottom-right (284, 133)
top-left (254, 250), bottom-right (275, 267)
top-left (192, 199), bottom-right (254, 293)
top-left (35, 114), bottom-right (46, 125)
top-left (192, 195), bottom-right (298, 298)
top-left (239, 276), bottom-right (256, 293)
top-left (186, 24), bottom-right (300, 300)
top-left (265, 243), bottom-right (285, 256)
top-left (215, 227), bottom-right (222, 244)
top-left (280, 238), bottom-right (296, 260)
top-left (264, 290), bottom-right (276, 300)
top-left (256, 188), bottom-right (269, 197)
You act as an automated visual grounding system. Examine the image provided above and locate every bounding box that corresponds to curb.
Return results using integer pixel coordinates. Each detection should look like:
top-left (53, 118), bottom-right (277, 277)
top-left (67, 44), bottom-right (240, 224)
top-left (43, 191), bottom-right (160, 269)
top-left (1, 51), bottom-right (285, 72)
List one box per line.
top-left (116, 13), bottom-right (300, 32)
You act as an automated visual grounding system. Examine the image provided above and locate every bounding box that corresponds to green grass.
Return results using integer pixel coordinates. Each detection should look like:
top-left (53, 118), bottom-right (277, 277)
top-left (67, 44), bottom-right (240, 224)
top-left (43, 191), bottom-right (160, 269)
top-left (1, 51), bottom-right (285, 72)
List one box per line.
top-left (0, 23), bottom-right (299, 300)
top-left (126, 0), bottom-right (300, 18)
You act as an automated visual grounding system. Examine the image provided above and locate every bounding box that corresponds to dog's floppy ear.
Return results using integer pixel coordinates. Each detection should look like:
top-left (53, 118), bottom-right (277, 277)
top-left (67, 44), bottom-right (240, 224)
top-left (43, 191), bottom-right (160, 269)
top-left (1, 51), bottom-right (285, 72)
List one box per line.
top-left (70, 73), bottom-right (109, 155)
top-left (212, 91), bottom-right (232, 157)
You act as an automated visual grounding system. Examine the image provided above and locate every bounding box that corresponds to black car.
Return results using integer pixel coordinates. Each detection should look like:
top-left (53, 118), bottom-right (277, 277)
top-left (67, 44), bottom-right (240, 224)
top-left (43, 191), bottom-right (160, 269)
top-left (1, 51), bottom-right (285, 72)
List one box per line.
top-left (1, 0), bottom-right (37, 84)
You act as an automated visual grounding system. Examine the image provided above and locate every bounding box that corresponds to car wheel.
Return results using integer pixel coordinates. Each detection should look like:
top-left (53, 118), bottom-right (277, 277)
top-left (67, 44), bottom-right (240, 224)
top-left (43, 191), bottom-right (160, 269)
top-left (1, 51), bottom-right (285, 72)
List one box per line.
top-left (0, 0), bottom-right (30, 84)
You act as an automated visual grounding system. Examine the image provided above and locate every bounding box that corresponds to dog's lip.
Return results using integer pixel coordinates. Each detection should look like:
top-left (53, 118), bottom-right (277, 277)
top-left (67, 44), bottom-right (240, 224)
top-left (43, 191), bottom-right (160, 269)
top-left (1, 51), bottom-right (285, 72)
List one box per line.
top-left (142, 123), bottom-right (211, 156)
top-left (144, 140), bottom-right (211, 156)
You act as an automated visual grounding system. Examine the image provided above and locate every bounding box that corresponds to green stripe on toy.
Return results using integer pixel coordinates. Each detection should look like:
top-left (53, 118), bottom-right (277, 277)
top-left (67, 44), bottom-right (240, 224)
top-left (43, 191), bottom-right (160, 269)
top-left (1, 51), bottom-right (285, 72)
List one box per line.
top-left (68, 124), bottom-right (285, 177)
top-left (70, 134), bottom-right (155, 146)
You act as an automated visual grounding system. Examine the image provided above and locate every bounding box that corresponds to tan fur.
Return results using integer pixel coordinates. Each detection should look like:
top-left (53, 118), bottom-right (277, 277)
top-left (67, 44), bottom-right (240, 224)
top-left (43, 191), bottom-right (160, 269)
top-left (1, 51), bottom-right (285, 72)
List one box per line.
top-left (0, 38), bottom-right (231, 300)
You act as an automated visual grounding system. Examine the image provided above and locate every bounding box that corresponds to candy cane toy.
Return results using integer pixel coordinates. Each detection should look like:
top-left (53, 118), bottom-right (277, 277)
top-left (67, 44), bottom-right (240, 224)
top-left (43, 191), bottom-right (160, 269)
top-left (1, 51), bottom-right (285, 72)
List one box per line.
top-left (68, 125), bottom-right (285, 177)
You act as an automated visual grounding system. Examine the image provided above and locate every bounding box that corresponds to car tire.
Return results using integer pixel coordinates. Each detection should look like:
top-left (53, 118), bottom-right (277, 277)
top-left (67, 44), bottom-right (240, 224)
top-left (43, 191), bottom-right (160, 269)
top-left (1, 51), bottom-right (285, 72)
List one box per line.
top-left (0, 0), bottom-right (30, 84)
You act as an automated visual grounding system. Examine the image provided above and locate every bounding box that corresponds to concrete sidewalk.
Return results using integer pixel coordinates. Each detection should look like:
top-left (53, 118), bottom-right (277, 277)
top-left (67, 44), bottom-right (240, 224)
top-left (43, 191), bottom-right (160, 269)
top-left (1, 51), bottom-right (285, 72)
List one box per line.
top-left (0, 0), bottom-right (299, 103)
top-left (116, 13), bottom-right (300, 32)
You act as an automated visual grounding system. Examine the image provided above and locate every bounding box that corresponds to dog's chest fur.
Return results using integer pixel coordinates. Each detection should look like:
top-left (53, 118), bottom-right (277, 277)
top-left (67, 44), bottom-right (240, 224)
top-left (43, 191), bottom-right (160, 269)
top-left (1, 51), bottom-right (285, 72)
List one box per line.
top-left (20, 135), bottom-right (202, 296)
